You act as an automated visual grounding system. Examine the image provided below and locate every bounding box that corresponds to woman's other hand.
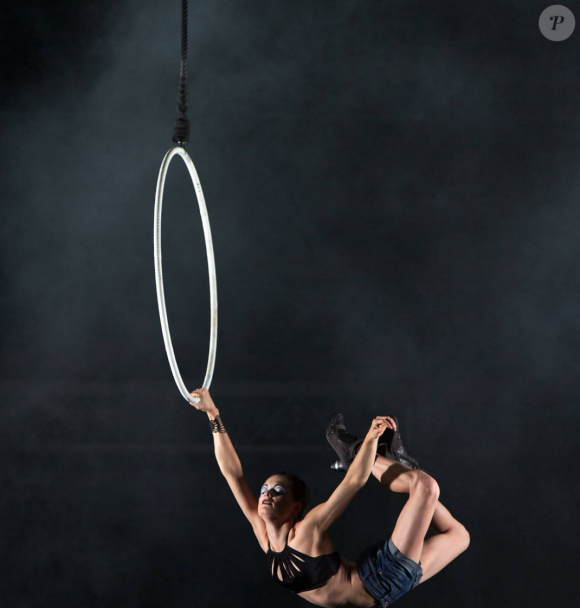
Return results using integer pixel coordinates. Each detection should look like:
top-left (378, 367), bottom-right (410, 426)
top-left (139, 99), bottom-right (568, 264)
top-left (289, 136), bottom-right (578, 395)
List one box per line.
top-left (365, 416), bottom-right (396, 441)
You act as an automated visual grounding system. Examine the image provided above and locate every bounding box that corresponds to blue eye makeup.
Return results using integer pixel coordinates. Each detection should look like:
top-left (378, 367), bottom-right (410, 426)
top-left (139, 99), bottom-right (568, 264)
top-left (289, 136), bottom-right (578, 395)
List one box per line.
top-left (260, 484), bottom-right (286, 495)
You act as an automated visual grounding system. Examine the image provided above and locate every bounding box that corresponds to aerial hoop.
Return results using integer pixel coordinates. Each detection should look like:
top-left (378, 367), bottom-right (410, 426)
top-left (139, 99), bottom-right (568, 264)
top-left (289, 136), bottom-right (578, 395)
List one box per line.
top-left (153, 146), bottom-right (218, 405)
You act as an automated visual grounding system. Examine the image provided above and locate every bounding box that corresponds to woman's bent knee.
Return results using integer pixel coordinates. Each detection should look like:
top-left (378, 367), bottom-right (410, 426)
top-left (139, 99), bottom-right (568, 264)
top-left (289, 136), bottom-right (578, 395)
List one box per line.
top-left (411, 471), bottom-right (440, 499)
top-left (457, 524), bottom-right (470, 552)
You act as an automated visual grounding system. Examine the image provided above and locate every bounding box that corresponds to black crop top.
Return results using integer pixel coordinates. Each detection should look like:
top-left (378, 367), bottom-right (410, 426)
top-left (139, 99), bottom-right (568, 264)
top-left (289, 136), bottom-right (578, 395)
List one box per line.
top-left (267, 541), bottom-right (341, 594)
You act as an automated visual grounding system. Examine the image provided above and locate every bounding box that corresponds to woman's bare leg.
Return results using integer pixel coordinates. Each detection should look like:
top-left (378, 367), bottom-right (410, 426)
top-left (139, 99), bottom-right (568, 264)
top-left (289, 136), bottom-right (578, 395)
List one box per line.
top-left (418, 501), bottom-right (470, 583)
top-left (370, 454), bottom-right (439, 562)
top-left (371, 454), bottom-right (469, 575)
top-left (370, 453), bottom-right (416, 493)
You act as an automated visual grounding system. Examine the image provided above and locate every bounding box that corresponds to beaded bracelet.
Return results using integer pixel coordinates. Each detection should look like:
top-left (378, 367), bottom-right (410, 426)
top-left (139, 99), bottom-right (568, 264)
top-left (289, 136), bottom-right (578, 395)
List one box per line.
top-left (209, 414), bottom-right (226, 433)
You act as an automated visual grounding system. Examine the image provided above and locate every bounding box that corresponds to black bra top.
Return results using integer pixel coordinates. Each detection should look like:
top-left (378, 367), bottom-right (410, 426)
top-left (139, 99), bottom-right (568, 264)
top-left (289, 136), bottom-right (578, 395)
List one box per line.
top-left (267, 541), bottom-right (341, 594)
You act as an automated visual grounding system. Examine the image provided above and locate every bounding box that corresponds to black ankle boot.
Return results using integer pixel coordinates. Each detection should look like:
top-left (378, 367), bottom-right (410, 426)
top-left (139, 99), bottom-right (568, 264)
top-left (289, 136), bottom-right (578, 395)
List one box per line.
top-left (384, 416), bottom-right (422, 471)
top-left (330, 443), bottom-right (389, 473)
top-left (326, 413), bottom-right (389, 473)
top-left (326, 413), bottom-right (363, 472)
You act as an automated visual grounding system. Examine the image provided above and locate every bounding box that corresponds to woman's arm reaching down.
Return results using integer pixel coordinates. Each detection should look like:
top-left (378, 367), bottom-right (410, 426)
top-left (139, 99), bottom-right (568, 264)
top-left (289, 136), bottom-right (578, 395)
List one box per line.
top-left (190, 389), bottom-right (264, 538)
top-left (302, 416), bottom-right (391, 532)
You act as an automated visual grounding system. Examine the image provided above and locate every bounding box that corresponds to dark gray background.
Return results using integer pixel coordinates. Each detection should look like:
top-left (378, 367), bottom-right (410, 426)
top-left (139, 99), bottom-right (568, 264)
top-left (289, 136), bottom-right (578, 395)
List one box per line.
top-left (1, 1), bottom-right (578, 606)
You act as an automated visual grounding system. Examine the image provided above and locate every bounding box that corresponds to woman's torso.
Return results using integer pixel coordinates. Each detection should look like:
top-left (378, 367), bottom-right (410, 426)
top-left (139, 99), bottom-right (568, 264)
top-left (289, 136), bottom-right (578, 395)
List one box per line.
top-left (258, 521), bottom-right (376, 608)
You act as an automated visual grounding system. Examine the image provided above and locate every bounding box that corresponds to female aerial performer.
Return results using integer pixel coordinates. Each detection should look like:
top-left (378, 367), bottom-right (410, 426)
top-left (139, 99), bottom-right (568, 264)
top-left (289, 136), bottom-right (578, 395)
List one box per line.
top-left (190, 387), bottom-right (469, 608)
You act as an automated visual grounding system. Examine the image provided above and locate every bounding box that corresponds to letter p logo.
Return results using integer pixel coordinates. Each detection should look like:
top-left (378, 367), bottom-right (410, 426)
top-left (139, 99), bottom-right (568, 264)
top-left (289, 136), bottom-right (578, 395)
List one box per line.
top-left (539, 5), bottom-right (575, 40)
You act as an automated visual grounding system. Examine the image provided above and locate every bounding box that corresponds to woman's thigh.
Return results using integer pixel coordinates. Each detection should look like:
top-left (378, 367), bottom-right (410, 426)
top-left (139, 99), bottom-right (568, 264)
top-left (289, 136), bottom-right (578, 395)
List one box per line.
top-left (390, 473), bottom-right (439, 563)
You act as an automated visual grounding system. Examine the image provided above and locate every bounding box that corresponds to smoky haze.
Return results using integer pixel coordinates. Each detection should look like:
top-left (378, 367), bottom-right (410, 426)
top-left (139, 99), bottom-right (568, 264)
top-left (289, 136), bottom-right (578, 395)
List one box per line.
top-left (1, 1), bottom-right (578, 606)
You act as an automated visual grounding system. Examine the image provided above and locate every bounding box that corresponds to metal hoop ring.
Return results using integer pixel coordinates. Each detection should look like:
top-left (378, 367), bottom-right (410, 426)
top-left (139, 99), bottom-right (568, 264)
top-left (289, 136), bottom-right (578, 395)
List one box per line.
top-left (154, 146), bottom-right (218, 405)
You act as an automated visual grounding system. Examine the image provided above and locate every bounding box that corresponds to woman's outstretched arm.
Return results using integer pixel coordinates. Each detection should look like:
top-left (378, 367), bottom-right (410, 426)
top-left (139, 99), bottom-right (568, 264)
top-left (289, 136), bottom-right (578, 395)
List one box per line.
top-left (191, 387), bottom-right (243, 478)
top-left (345, 416), bottom-right (393, 487)
top-left (190, 388), bottom-right (265, 542)
top-left (302, 416), bottom-right (392, 532)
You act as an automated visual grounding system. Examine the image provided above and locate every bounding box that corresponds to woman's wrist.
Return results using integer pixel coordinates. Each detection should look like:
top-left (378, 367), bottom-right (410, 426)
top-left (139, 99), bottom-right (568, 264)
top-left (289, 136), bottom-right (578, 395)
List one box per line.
top-left (364, 434), bottom-right (379, 445)
top-left (208, 409), bottom-right (226, 434)
top-left (207, 408), bottom-right (220, 420)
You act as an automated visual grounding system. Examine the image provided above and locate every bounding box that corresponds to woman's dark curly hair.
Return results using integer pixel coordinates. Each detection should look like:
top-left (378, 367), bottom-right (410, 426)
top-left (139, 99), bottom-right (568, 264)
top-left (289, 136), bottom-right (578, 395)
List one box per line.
top-left (274, 471), bottom-right (310, 521)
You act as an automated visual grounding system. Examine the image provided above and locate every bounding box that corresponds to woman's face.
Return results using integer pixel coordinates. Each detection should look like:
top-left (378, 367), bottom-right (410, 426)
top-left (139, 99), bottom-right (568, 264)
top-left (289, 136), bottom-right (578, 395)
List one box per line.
top-left (258, 475), bottom-right (300, 521)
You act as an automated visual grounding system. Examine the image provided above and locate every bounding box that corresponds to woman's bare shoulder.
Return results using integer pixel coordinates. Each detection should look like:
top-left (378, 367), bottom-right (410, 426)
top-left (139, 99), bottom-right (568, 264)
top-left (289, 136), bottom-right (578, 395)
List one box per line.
top-left (292, 520), bottom-right (337, 556)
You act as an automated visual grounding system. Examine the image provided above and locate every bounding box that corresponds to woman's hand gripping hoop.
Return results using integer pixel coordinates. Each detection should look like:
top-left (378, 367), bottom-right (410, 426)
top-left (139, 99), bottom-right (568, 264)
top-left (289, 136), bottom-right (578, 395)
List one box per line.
top-left (154, 146), bottom-right (218, 405)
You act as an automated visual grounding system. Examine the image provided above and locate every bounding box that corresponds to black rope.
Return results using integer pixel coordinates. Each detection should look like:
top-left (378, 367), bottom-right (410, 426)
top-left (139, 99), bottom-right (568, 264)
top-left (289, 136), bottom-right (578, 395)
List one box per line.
top-left (172, 0), bottom-right (190, 144)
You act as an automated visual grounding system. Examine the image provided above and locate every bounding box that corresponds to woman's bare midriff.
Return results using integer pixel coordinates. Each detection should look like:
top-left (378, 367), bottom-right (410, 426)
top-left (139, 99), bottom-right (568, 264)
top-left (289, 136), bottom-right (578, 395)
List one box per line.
top-left (297, 555), bottom-right (377, 608)
top-left (260, 521), bottom-right (377, 608)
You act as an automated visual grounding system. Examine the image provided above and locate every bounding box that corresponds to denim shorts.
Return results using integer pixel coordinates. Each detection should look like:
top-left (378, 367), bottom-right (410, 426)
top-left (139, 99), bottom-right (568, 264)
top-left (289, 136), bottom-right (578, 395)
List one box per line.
top-left (356, 538), bottom-right (423, 607)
